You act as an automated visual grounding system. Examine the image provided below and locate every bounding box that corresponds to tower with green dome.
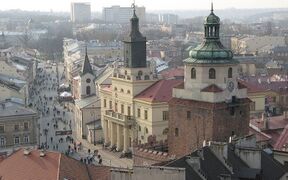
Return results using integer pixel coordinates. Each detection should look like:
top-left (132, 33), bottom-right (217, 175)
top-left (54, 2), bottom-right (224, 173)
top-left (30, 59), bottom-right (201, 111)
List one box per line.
top-left (168, 4), bottom-right (250, 157)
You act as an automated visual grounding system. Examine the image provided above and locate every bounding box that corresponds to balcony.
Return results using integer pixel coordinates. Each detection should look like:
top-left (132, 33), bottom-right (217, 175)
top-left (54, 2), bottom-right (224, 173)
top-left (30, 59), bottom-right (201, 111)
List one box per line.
top-left (104, 110), bottom-right (134, 125)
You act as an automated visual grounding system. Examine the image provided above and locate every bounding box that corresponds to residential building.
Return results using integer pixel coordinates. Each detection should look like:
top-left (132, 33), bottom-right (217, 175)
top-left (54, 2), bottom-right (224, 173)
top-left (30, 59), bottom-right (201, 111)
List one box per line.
top-left (0, 73), bottom-right (28, 105)
top-left (231, 35), bottom-right (286, 55)
top-left (71, 2), bottom-right (91, 23)
top-left (102, 5), bottom-right (146, 24)
top-left (0, 99), bottom-right (37, 149)
top-left (166, 136), bottom-right (288, 180)
top-left (0, 148), bottom-right (111, 180)
top-left (168, 6), bottom-right (250, 157)
top-left (100, 8), bottom-right (162, 153)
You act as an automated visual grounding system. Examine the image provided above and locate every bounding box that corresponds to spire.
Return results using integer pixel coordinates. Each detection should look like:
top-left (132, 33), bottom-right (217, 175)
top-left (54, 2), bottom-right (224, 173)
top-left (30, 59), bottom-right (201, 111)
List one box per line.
top-left (81, 46), bottom-right (94, 76)
top-left (129, 2), bottom-right (143, 39)
top-left (211, 2), bottom-right (214, 13)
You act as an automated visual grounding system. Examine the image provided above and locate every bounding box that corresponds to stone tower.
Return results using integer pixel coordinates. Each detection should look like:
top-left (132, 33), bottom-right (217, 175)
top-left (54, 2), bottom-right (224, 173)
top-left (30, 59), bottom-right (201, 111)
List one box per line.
top-left (168, 4), bottom-right (250, 157)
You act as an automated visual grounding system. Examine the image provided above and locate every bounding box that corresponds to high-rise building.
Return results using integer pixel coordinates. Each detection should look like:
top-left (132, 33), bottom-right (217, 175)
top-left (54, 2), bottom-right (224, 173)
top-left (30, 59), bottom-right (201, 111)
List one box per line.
top-left (159, 14), bottom-right (178, 24)
top-left (102, 6), bottom-right (145, 24)
top-left (71, 2), bottom-right (91, 23)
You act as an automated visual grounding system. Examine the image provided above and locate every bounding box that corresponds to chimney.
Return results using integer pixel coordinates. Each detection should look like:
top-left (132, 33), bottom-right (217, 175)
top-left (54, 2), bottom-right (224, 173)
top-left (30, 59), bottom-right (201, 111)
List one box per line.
top-left (264, 116), bottom-right (269, 130)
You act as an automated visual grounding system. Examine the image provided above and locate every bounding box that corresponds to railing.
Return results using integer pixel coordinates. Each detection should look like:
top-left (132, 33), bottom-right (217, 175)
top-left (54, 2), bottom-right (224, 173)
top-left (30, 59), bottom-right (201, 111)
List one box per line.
top-left (105, 110), bottom-right (134, 125)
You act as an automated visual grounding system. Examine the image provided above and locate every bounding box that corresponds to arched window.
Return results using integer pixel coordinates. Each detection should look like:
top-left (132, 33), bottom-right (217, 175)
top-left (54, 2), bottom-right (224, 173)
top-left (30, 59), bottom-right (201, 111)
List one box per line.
top-left (228, 67), bottom-right (233, 78)
top-left (144, 75), bottom-right (150, 80)
top-left (145, 127), bottom-right (148, 134)
top-left (191, 68), bottom-right (196, 79)
top-left (86, 78), bottom-right (91, 83)
top-left (120, 88), bottom-right (124, 93)
top-left (138, 71), bottom-right (143, 76)
top-left (209, 68), bottom-right (216, 79)
top-left (86, 86), bottom-right (91, 95)
top-left (138, 126), bottom-right (141, 131)
top-left (127, 90), bottom-right (131, 94)
top-left (174, 128), bottom-right (179, 137)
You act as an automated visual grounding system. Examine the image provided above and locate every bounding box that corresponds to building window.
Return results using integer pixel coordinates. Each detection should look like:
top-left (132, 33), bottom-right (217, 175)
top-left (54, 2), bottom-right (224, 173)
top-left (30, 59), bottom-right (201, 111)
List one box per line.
top-left (109, 101), bottom-right (112, 109)
top-left (128, 106), bottom-right (131, 116)
top-left (86, 86), bottom-right (91, 95)
top-left (209, 68), bottom-right (216, 79)
top-left (0, 125), bottom-right (4, 133)
top-left (187, 111), bottom-right (191, 119)
top-left (86, 78), bottom-right (91, 83)
top-left (103, 99), bottom-right (107, 108)
top-left (14, 124), bottom-right (19, 131)
top-left (144, 110), bottom-right (148, 120)
top-left (138, 71), bottom-right (143, 76)
top-left (24, 136), bottom-right (29, 143)
top-left (250, 102), bottom-right (255, 111)
top-left (127, 90), bottom-right (131, 94)
top-left (145, 127), bottom-right (148, 134)
top-left (175, 128), bottom-right (179, 137)
top-left (228, 67), bottom-right (233, 78)
top-left (137, 108), bottom-right (141, 118)
top-left (162, 128), bottom-right (169, 135)
top-left (230, 107), bottom-right (235, 116)
top-left (138, 126), bottom-right (141, 131)
top-left (121, 104), bottom-right (124, 113)
top-left (191, 68), bottom-right (196, 79)
top-left (144, 75), bottom-right (150, 80)
top-left (120, 88), bottom-right (124, 93)
top-left (115, 103), bottom-right (118, 112)
top-left (114, 87), bottom-right (117, 91)
top-left (163, 111), bottom-right (169, 121)
top-left (14, 136), bottom-right (20, 145)
top-left (0, 137), bottom-right (5, 146)
top-left (24, 122), bottom-right (29, 130)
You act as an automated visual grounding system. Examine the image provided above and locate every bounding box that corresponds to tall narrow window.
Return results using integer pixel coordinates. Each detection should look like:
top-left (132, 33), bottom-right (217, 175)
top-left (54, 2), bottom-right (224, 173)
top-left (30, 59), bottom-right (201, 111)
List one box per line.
top-left (121, 104), bottom-right (124, 113)
top-left (228, 67), bottom-right (233, 78)
top-left (128, 106), bottom-right (131, 116)
top-left (209, 68), bottom-right (216, 79)
top-left (86, 86), bottom-right (91, 95)
top-left (175, 128), bottom-right (179, 137)
top-left (103, 99), bottom-right (107, 108)
top-left (144, 110), bottom-right (148, 120)
top-left (137, 108), bottom-right (141, 118)
top-left (191, 68), bottom-right (196, 79)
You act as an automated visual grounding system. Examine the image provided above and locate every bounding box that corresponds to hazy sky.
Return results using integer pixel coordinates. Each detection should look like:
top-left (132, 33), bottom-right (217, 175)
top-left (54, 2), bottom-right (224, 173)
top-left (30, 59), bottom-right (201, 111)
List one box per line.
top-left (1, 0), bottom-right (288, 12)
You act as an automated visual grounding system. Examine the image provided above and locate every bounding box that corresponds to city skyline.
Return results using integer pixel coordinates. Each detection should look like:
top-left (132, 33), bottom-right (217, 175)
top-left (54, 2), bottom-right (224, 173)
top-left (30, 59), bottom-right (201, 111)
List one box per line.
top-left (0, 0), bottom-right (288, 12)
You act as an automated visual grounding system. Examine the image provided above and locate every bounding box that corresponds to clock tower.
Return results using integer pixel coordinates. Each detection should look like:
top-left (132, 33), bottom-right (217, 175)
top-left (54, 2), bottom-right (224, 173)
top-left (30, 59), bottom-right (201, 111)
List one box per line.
top-left (168, 4), bottom-right (250, 157)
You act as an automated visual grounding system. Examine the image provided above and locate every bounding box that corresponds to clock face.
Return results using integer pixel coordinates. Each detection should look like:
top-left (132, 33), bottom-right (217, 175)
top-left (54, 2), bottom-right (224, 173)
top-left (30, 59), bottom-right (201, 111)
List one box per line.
top-left (227, 81), bottom-right (234, 92)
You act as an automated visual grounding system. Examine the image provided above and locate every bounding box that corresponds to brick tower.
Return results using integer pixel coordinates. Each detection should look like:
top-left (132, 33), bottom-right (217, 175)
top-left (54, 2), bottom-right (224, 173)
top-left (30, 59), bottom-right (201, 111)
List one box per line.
top-left (168, 4), bottom-right (250, 157)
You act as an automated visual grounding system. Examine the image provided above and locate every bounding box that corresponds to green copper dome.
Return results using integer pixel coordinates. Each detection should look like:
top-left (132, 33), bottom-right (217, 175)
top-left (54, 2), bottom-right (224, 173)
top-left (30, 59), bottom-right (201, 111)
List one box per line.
top-left (184, 3), bottom-right (238, 64)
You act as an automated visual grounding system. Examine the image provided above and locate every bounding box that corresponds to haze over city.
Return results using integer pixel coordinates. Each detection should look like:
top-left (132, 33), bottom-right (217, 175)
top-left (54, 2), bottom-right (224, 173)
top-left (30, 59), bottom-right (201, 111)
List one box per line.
top-left (0, 0), bottom-right (288, 179)
top-left (0, 0), bottom-right (288, 11)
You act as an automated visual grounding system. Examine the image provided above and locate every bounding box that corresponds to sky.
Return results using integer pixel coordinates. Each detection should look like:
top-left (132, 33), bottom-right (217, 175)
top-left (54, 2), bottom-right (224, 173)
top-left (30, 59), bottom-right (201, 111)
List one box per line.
top-left (0, 0), bottom-right (288, 12)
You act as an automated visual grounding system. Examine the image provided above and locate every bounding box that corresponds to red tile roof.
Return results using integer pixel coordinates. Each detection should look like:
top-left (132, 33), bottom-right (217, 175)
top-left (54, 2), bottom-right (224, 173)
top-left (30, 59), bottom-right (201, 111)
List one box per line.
top-left (239, 80), bottom-right (288, 93)
top-left (160, 67), bottom-right (184, 79)
top-left (0, 149), bottom-right (60, 180)
top-left (274, 124), bottom-right (288, 150)
top-left (0, 149), bottom-right (111, 180)
top-left (135, 79), bottom-right (183, 103)
top-left (201, 84), bottom-right (223, 93)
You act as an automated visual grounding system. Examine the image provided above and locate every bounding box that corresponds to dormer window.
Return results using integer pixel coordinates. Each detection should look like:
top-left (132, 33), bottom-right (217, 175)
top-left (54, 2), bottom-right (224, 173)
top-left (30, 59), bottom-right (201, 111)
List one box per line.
top-left (209, 68), bottom-right (216, 79)
top-left (191, 68), bottom-right (196, 79)
top-left (228, 67), bottom-right (232, 78)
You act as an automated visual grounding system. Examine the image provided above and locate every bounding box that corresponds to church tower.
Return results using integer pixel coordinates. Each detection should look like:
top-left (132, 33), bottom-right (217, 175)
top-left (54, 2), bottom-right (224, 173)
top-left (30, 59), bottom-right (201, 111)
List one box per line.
top-left (168, 4), bottom-right (250, 157)
top-left (79, 47), bottom-right (96, 98)
top-left (123, 5), bottom-right (147, 68)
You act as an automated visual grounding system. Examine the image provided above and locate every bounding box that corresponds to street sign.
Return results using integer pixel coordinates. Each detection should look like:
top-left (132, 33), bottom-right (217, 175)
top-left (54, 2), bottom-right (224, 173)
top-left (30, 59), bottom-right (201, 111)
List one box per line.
top-left (55, 130), bottom-right (72, 136)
